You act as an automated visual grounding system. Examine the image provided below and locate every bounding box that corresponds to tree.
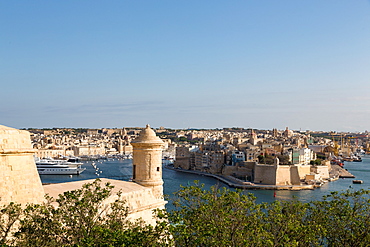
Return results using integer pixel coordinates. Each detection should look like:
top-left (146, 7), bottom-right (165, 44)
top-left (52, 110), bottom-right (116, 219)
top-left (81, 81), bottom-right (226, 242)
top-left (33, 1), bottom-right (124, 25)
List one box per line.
top-left (258, 154), bottom-right (275, 164)
top-left (14, 179), bottom-right (172, 247)
top-left (263, 200), bottom-right (321, 246)
top-left (309, 189), bottom-right (370, 246)
top-left (310, 159), bottom-right (322, 165)
top-left (167, 181), bottom-right (267, 246)
top-left (166, 182), bottom-right (370, 247)
top-left (2, 180), bottom-right (370, 246)
top-left (277, 154), bottom-right (291, 165)
top-left (0, 202), bottom-right (23, 246)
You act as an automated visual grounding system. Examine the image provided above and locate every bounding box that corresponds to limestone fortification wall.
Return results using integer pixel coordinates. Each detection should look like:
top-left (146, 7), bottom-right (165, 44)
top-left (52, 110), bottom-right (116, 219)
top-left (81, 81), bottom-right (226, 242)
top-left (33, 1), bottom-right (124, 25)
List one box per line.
top-left (43, 178), bottom-right (166, 226)
top-left (254, 164), bottom-right (303, 185)
top-left (222, 165), bottom-right (253, 179)
top-left (222, 165), bottom-right (234, 176)
top-left (276, 166), bottom-right (292, 185)
top-left (254, 164), bottom-right (277, 184)
top-left (312, 166), bottom-right (329, 179)
top-left (289, 166), bottom-right (301, 185)
top-left (0, 125), bottom-right (44, 205)
top-left (296, 164), bottom-right (311, 179)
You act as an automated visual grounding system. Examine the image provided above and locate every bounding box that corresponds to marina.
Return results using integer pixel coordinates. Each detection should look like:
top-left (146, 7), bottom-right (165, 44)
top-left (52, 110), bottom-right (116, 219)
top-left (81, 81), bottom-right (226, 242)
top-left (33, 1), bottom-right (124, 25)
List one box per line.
top-left (39, 155), bottom-right (370, 205)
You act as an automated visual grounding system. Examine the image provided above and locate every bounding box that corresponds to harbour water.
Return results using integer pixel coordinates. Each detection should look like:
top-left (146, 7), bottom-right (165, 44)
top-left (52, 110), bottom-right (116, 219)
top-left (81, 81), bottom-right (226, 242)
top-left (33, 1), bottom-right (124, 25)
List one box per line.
top-left (40, 156), bottom-right (370, 207)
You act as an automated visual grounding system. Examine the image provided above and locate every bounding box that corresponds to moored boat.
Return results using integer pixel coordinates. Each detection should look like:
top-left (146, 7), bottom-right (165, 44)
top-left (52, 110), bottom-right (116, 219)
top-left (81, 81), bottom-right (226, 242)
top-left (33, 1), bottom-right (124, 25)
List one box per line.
top-left (331, 158), bottom-right (344, 167)
top-left (352, 156), bottom-right (362, 162)
top-left (352, 180), bottom-right (363, 184)
top-left (35, 157), bottom-right (85, 175)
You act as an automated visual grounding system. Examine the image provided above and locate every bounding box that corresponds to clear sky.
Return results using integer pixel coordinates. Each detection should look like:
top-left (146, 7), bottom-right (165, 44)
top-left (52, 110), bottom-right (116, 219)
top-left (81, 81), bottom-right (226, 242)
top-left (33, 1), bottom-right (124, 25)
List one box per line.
top-left (1, 1), bottom-right (370, 132)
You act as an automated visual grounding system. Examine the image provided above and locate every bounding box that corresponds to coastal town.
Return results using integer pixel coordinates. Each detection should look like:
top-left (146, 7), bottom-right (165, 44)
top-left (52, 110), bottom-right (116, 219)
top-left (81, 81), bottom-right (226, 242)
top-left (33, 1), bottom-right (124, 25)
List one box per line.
top-left (27, 126), bottom-right (368, 190)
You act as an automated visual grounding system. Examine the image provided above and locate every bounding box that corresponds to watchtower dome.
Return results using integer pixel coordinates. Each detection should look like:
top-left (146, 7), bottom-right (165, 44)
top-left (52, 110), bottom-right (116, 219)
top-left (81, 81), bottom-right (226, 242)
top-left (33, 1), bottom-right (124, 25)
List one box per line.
top-left (131, 125), bottom-right (164, 199)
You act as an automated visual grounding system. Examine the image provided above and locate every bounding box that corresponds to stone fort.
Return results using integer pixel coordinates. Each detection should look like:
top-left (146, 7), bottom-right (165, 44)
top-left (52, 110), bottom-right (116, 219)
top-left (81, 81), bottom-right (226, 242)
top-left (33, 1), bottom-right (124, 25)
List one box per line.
top-left (0, 124), bottom-right (166, 225)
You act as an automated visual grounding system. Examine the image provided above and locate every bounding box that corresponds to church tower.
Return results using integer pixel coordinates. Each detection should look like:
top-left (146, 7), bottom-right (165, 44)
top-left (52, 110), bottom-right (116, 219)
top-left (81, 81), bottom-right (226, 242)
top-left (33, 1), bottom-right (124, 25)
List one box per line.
top-left (249, 129), bottom-right (258, 145)
top-left (131, 125), bottom-right (164, 199)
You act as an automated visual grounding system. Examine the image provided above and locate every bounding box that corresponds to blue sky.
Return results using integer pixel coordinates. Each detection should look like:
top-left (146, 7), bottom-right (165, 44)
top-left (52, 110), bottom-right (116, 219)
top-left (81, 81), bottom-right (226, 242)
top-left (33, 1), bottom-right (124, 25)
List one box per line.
top-left (1, 1), bottom-right (370, 131)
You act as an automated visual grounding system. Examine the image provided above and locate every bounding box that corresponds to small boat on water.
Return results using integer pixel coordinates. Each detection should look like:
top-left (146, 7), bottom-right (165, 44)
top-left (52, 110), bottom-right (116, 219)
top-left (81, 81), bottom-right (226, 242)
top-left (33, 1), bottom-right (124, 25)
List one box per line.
top-left (331, 158), bottom-right (344, 167)
top-left (342, 153), bottom-right (363, 162)
top-left (352, 180), bottom-right (363, 184)
top-left (352, 156), bottom-right (362, 162)
top-left (35, 157), bottom-right (85, 175)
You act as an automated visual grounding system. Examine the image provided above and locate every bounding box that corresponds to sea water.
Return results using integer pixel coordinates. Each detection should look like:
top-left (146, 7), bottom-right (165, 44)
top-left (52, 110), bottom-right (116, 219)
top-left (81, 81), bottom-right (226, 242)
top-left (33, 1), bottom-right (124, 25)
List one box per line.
top-left (40, 156), bottom-right (370, 206)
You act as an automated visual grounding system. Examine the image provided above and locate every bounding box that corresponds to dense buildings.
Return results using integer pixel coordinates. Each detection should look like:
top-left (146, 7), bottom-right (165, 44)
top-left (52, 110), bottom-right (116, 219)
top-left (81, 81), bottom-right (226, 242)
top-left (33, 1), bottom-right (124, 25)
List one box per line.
top-left (170, 127), bottom-right (366, 187)
top-left (27, 126), bottom-right (368, 188)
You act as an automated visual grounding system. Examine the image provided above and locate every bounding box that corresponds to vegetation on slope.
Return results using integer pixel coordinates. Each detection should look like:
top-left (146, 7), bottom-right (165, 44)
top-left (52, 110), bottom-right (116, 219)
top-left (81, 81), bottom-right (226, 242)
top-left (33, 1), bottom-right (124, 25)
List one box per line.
top-left (1, 180), bottom-right (369, 246)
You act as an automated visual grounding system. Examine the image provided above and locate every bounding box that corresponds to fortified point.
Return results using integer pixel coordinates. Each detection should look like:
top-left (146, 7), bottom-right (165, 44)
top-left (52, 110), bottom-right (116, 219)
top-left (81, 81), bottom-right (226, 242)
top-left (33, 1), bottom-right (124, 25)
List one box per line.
top-left (0, 125), bottom-right (44, 205)
top-left (0, 124), bottom-right (166, 225)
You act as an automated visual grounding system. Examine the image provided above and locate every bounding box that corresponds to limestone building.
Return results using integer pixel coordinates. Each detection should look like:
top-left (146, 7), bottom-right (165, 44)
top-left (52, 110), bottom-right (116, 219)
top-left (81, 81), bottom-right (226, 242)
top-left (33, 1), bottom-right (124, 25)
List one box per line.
top-left (130, 124), bottom-right (165, 201)
top-left (1, 124), bottom-right (166, 225)
top-left (174, 146), bottom-right (192, 170)
top-left (253, 158), bottom-right (301, 185)
top-left (0, 125), bottom-right (45, 205)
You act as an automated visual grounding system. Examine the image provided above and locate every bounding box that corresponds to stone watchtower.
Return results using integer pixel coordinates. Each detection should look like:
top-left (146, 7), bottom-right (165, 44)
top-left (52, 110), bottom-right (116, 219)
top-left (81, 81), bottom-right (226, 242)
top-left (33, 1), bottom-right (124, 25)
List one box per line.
top-left (0, 125), bottom-right (44, 205)
top-left (131, 125), bottom-right (164, 200)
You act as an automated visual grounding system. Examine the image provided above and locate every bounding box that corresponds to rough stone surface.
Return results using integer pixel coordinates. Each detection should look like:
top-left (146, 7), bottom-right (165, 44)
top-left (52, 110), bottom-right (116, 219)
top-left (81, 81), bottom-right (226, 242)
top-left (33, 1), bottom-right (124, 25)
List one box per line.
top-left (0, 125), bottom-right (44, 205)
top-left (254, 163), bottom-right (305, 185)
top-left (131, 124), bottom-right (164, 200)
top-left (43, 178), bottom-right (166, 225)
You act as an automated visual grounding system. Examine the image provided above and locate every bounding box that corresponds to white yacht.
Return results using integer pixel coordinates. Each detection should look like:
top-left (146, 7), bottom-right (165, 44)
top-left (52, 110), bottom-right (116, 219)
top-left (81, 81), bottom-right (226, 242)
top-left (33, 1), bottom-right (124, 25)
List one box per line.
top-left (35, 157), bottom-right (86, 175)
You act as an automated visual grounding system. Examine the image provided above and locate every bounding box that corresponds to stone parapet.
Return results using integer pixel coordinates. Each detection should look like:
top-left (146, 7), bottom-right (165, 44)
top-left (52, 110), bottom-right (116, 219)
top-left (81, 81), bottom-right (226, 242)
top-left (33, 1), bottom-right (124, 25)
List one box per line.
top-left (43, 178), bottom-right (166, 225)
top-left (0, 125), bottom-right (35, 154)
top-left (0, 125), bottom-right (44, 206)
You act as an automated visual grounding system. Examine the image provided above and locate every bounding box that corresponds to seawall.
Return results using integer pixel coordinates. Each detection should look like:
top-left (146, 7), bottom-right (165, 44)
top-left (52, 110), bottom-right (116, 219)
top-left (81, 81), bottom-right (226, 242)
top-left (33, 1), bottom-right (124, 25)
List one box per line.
top-left (164, 165), bottom-right (315, 190)
top-left (330, 164), bottom-right (355, 178)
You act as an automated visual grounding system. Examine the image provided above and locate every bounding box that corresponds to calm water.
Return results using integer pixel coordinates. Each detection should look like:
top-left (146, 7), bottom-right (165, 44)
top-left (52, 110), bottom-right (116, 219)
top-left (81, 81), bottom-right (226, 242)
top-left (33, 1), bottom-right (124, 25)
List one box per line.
top-left (40, 156), bottom-right (370, 207)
